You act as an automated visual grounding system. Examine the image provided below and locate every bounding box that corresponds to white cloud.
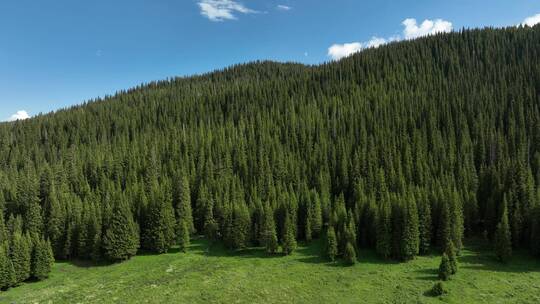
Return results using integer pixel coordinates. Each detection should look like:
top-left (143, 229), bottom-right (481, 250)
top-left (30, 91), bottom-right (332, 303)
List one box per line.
top-left (328, 18), bottom-right (452, 60)
top-left (327, 36), bottom-right (397, 60)
top-left (277, 5), bottom-right (291, 11)
top-left (328, 42), bottom-right (363, 60)
top-left (198, 0), bottom-right (258, 21)
top-left (402, 18), bottom-right (453, 39)
top-left (522, 13), bottom-right (540, 27)
top-left (8, 110), bottom-right (30, 121)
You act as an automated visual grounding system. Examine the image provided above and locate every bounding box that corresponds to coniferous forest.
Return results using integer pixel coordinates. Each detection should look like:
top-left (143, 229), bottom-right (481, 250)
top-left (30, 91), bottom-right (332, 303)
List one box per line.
top-left (0, 25), bottom-right (539, 293)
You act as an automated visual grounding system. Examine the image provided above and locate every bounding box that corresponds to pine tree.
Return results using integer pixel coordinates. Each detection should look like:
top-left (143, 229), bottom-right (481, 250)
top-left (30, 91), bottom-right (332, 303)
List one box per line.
top-left (417, 192), bottom-right (432, 255)
top-left (229, 203), bottom-right (251, 250)
top-left (262, 205), bottom-right (278, 254)
top-left (343, 242), bottom-right (357, 265)
top-left (326, 225), bottom-right (338, 261)
top-left (177, 219), bottom-right (190, 253)
top-left (282, 213), bottom-right (297, 255)
top-left (376, 199), bottom-right (392, 259)
top-left (102, 193), bottom-right (139, 261)
top-left (438, 253), bottom-right (451, 281)
top-left (494, 199), bottom-right (512, 263)
top-left (446, 241), bottom-right (458, 275)
top-left (31, 237), bottom-right (53, 280)
top-left (174, 175), bottom-right (195, 234)
top-left (10, 232), bottom-right (31, 284)
top-left (0, 244), bottom-right (15, 290)
top-left (401, 195), bottom-right (419, 260)
top-left (142, 187), bottom-right (176, 253)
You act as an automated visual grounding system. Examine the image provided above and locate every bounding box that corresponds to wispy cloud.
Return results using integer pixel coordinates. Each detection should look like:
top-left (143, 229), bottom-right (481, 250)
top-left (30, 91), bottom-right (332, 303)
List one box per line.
top-left (328, 18), bottom-right (453, 60)
top-left (522, 13), bottom-right (540, 27)
top-left (198, 0), bottom-right (258, 21)
top-left (277, 5), bottom-right (292, 11)
top-left (8, 110), bottom-right (30, 122)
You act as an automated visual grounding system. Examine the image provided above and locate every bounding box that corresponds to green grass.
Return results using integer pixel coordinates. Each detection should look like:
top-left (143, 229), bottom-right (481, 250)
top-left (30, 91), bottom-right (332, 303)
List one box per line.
top-left (2, 238), bottom-right (540, 303)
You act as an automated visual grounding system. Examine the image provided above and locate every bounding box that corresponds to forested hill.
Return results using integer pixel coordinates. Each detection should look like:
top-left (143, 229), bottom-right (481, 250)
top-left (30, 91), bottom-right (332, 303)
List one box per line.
top-left (0, 25), bottom-right (539, 287)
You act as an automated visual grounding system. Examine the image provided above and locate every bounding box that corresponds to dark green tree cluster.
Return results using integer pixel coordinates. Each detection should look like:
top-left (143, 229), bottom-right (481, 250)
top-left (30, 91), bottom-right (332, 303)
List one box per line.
top-left (0, 26), bottom-right (537, 290)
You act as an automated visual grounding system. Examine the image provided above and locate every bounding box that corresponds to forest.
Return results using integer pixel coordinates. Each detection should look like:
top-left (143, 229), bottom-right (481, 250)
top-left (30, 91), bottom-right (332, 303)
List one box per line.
top-left (0, 25), bottom-right (538, 292)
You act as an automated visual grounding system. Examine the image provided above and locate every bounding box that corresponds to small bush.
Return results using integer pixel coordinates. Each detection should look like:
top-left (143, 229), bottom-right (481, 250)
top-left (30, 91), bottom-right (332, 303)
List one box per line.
top-left (430, 281), bottom-right (446, 296)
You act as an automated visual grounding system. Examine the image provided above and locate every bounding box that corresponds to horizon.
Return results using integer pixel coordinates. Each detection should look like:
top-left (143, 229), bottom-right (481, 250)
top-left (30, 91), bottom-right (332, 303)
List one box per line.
top-left (1, 0), bottom-right (539, 121)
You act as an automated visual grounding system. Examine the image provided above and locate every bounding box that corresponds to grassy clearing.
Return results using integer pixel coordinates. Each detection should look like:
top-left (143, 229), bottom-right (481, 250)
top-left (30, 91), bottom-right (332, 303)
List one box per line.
top-left (2, 238), bottom-right (540, 303)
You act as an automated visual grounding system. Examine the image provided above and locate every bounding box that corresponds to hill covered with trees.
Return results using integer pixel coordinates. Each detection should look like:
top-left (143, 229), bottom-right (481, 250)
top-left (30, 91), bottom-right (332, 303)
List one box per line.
top-left (0, 25), bottom-right (539, 290)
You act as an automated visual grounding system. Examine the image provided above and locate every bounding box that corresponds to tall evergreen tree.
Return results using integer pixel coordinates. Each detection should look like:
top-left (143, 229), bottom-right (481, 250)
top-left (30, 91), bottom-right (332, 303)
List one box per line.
top-left (494, 199), bottom-right (512, 263)
top-left (326, 225), bottom-right (338, 261)
top-left (102, 193), bottom-right (139, 261)
top-left (282, 213), bottom-right (297, 255)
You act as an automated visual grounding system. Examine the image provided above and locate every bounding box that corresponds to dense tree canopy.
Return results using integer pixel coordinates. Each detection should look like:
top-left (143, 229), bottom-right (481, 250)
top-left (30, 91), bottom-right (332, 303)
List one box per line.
top-left (0, 25), bottom-right (538, 287)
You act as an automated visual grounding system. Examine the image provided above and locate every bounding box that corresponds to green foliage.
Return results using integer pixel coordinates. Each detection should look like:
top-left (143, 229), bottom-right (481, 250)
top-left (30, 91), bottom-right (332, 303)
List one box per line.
top-left (438, 253), bottom-right (452, 281)
top-left (325, 226), bottom-right (338, 261)
top-left (430, 281), bottom-right (446, 297)
top-left (10, 233), bottom-right (31, 284)
top-left (102, 194), bottom-right (139, 261)
top-left (282, 214), bottom-right (297, 255)
top-left (31, 237), bottom-right (54, 280)
top-left (262, 206), bottom-right (278, 254)
top-left (376, 199), bottom-right (392, 259)
top-left (0, 26), bottom-right (538, 290)
top-left (0, 244), bottom-right (15, 290)
top-left (446, 241), bottom-right (458, 275)
top-left (494, 199), bottom-right (512, 263)
top-left (177, 219), bottom-right (190, 253)
top-left (343, 242), bottom-right (357, 265)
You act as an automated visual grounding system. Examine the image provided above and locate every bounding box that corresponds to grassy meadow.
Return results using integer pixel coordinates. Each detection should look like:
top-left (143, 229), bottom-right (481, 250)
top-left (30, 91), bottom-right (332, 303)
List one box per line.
top-left (2, 238), bottom-right (540, 304)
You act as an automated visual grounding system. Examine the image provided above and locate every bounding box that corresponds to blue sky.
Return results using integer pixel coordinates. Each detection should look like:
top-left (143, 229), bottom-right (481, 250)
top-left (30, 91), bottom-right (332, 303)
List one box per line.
top-left (1, 0), bottom-right (539, 121)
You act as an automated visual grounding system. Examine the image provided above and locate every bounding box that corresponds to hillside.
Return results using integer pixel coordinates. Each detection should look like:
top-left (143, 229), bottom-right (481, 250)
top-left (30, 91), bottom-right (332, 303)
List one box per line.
top-left (0, 25), bottom-right (539, 301)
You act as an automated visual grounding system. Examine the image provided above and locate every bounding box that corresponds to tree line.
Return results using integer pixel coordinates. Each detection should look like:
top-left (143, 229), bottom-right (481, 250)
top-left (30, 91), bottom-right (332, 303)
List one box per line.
top-left (0, 25), bottom-right (538, 287)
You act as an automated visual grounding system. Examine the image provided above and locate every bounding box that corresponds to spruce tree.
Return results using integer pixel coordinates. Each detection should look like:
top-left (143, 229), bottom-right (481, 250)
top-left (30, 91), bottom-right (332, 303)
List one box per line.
top-left (174, 175), bottom-right (195, 234)
top-left (31, 237), bottom-right (53, 280)
top-left (417, 192), bottom-right (431, 255)
top-left (494, 199), bottom-right (512, 263)
top-left (282, 213), bottom-right (297, 255)
top-left (142, 188), bottom-right (176, 253)
top-left (401, 196), bottom-right (419, 260)
top-left (177, 219), bottom-right (190, 253)
top-left (0, 244), bottom-right (15, 290)
top-left (326, 225), bottom-right (338, 261)
top-left (262, 205), bottom-right (278, 254)
top-left (10, 232), bottom-right (31, 284)
top-left (102, 193), bottom-right (139, 261)
top-left (376, 199), bottom-right (392, 259)
top-left (438, 253), bottom-right (451, 281)
top-left (446, 241), bottom-right (458, 275)
top-left (344, 242), bottom-right (357, 265)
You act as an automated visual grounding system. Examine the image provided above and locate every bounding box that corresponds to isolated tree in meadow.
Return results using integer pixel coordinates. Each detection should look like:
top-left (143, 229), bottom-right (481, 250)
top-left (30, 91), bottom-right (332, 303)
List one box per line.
top-left (326, 225), bottom-right (338, 261)
top-left (102, 194), bottom-right (139, 261)
top-left (262, 206), bottom-right (278, 254)
top-left (494, 199), bottom-right (512, 263)
top-left (446, 241), bottom-right (458, 275)
top-left (282, 213), bottom-right (297, 255)
top-left (344, 242), bottom-right (357, 265)
top-left (0, 244), bottom-right (15, 289)
top-left (438, 253), bottom-right (451, 281)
